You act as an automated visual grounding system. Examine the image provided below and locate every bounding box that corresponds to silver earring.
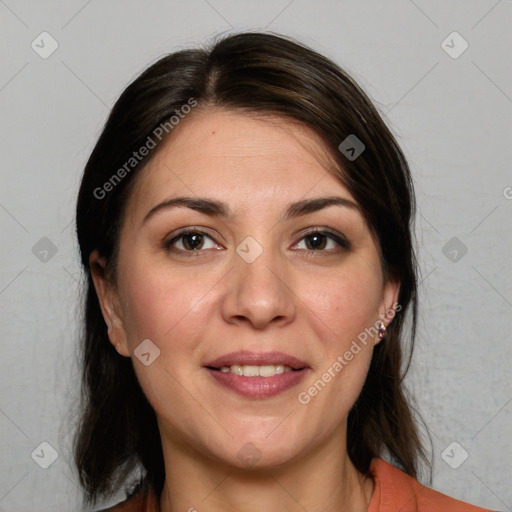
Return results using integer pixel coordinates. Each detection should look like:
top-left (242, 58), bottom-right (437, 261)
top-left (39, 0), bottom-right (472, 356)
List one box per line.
top-left (378, 322), bottom-right (387, 339)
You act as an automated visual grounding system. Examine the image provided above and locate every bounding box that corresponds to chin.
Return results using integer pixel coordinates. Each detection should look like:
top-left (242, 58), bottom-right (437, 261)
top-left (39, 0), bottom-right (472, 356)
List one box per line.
top-left (208, 425), bottom-right (308, 470)
top-left (222, 442), bottom-right (302, 470)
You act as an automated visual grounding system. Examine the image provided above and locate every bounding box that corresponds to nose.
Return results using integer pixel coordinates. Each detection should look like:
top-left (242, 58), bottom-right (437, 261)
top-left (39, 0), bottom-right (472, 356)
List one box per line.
top-left (221, 242), bottom-right (296, 330)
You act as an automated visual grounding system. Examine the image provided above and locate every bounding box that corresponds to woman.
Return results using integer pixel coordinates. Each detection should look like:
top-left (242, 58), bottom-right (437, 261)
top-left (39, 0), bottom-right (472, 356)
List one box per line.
top-left (74, 32), bottom-right (494, 512)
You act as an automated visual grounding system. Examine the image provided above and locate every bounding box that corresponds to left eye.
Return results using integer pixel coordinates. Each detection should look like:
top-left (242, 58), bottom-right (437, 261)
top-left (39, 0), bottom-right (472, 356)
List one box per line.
top-left (295, 231), bottom-right (346, 251)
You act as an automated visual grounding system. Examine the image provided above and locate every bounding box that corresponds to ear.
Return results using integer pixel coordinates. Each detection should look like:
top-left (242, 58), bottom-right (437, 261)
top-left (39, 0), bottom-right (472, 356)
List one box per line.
top-left (376, 275), bottom-right (401, 345)
top-left (89, 250), bottom-right (130, 357)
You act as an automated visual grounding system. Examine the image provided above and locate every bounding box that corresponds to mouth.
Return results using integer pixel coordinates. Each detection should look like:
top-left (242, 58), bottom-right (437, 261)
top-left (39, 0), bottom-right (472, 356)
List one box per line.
top-left (206, 364), bottom-right (300, 377)
top-left (203, 351), bottom-right (310, 399)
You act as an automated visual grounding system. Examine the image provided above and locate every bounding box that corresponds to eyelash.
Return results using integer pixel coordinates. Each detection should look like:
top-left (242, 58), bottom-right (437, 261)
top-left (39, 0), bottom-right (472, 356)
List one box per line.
top-left (163, 227), bottom-right (350, 255)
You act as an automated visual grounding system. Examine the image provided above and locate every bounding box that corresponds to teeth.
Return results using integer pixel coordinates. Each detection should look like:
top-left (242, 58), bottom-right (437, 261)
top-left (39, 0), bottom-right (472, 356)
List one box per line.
top-left (218, 364), bottom-right (294, 377)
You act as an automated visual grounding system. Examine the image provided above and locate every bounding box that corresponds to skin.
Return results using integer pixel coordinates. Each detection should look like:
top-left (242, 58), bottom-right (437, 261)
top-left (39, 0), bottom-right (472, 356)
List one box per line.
top-left (90, 108), bottom-right (400, 512)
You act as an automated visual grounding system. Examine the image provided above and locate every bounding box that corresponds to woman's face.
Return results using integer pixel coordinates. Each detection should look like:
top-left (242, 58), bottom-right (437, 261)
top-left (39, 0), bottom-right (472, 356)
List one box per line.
top-left (92, 108), bottom-right (399, 469)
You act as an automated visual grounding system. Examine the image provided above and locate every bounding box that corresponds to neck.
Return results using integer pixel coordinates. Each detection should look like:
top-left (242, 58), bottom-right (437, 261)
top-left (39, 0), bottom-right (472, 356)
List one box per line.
top-left (158, 427), bottom-right (373, 512)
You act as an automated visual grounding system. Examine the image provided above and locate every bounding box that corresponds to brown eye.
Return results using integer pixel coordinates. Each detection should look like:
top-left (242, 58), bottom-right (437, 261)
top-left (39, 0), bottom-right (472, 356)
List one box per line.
top-left (180, 232), bottom-right (205, 250)
top-left (164, 229), bottom-right (221, 252)
top-left (295, 229), bottom-right (350, 252)
top-left (303, 233), bottom-right (329, 250)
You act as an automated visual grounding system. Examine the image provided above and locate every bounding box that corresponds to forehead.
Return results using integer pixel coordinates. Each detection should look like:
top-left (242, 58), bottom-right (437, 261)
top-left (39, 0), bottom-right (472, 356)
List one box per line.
top-left (125, 108), bottom-right (355, 220)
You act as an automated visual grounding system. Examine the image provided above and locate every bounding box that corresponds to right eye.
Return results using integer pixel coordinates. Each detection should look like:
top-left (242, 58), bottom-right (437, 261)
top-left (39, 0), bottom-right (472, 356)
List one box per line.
top-left (163, 228), bottom-right (223, 253)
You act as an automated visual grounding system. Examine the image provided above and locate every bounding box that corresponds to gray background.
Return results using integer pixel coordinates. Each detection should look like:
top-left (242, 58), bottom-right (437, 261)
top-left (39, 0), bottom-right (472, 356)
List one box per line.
top-left (1, 0), bottom-right (511, 510)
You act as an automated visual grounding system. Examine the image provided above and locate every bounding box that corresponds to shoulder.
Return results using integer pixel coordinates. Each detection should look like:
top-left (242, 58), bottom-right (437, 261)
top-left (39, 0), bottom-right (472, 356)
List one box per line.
top-left (367, 457), bottom-right (495, 512)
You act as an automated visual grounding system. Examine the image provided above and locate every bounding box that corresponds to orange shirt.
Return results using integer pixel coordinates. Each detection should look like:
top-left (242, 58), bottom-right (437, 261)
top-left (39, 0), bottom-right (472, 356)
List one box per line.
top-left (367, 458), bottom-right (493, 512)
top-left (100, 457), bottom-right (494, 511)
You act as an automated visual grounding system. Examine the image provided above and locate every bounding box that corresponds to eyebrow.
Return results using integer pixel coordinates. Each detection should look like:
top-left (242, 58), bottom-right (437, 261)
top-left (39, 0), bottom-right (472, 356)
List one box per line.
top-left (142, 195), bottom-right (361, 225)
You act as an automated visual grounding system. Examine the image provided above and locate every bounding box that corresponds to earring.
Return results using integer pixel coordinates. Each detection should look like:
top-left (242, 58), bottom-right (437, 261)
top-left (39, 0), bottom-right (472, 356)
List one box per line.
top-left (378, 322), bottom-right (387, 339)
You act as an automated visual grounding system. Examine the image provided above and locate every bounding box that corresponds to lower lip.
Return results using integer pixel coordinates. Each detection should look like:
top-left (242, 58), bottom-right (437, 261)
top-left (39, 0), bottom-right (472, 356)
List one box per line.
top-left (204, 368), bottom-right (309, 398)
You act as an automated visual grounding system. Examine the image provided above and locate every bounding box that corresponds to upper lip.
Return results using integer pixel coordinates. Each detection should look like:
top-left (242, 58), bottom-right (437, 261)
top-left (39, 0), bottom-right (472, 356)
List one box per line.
top-left (204, 351), bottom-right (310, 370)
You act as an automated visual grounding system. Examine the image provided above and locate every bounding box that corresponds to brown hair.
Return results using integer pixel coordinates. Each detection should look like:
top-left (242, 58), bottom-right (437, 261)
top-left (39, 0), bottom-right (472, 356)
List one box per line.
top-left (74, 31), bottom-right (430, 506)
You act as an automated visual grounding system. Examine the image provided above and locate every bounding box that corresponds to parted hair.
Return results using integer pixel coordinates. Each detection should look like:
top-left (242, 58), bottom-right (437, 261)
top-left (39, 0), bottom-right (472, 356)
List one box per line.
top-left (74, 31), bottom-right (430, 506)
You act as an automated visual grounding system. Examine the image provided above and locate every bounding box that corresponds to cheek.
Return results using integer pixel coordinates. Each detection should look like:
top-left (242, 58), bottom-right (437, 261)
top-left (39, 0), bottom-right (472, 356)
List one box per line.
top-left (116, 260), bottom-right (216, 429)
top-left (302, 261), bottom-right (383, 345)
top-left (118, 259), bottom-right (211, 351)
top-left (294, 262), bottom-right (382, 419)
